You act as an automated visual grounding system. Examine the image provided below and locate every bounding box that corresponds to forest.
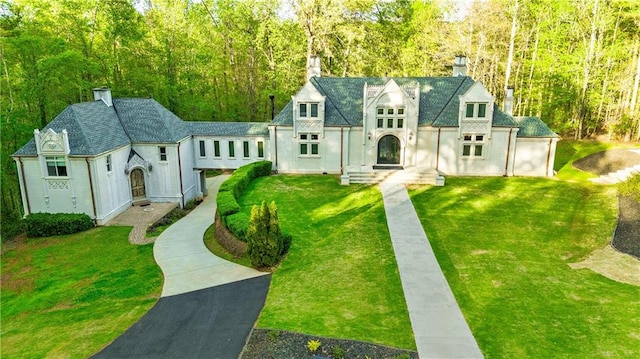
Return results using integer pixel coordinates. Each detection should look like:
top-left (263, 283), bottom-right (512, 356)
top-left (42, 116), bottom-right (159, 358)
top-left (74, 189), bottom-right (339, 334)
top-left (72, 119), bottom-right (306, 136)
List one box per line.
top-left (1, 0), bottom-right (639, 239)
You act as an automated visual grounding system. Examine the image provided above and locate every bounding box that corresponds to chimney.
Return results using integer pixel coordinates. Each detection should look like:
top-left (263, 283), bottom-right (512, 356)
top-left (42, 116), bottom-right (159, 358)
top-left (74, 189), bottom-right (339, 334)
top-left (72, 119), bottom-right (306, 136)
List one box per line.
top-left (93, 86), bottom-right (112, 107)
top-left (307, 55), bottom-right (321, 81)
top-left (453, 55), bottom-right (467, 77)
top-left (504, 86), bottom-right (514, 115)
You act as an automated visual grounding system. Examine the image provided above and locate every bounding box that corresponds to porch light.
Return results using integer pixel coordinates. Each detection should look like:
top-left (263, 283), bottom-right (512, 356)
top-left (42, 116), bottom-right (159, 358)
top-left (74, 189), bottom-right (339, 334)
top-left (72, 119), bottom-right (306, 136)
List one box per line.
top-left (409, 130), bottom-right (414, 141)
top-left (367, 131), bottom-right (372, 141)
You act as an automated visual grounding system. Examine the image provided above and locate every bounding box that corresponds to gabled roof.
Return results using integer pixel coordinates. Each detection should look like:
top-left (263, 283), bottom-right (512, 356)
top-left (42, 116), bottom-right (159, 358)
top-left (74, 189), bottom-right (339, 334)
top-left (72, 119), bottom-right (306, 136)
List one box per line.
top-left (12, 101), bottom-right (130, 156)
top-left (271, 76), bottom-right (560, 137)
top-left (513, 116), bottom-right (559, 138)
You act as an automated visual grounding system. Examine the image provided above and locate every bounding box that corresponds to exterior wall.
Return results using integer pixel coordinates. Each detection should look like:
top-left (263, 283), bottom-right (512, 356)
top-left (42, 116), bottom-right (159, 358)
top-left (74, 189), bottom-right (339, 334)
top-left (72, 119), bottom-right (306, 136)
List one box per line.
top-left (91, 145), bottom-right (133, 224)
top-left (178, 137), bottom-right (198, 205)
top-left (513, 138), bottom-right (558, 176)
top-left (271, 126), bottom-right (344, 174)
top-left (193, 136), bottom-right (270, 170)
top-left (131, 143), bottom-right (182, 204)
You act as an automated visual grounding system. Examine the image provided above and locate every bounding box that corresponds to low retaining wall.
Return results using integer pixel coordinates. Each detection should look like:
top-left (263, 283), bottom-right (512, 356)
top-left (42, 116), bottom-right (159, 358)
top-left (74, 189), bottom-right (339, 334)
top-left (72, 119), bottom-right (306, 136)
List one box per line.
top-left (214, 211), bottom-right (247, 257)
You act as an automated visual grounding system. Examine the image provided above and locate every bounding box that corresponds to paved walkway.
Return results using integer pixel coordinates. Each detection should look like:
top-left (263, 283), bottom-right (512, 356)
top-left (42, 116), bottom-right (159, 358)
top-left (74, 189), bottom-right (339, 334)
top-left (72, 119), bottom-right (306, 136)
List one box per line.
top-left (154, 175), bottom-right (268, 297)
top-left (380, 182), bottom-right (484, 359)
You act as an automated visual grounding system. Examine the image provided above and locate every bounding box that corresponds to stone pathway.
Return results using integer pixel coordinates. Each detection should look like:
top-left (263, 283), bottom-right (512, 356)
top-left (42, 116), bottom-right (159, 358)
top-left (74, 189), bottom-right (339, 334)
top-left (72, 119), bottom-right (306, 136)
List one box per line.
top-left (107, 202), bottom-right (177, 244)
top-left (380, 181), bottom-right (484, 359)
top-left (154, 175), bottom-right (268, 297)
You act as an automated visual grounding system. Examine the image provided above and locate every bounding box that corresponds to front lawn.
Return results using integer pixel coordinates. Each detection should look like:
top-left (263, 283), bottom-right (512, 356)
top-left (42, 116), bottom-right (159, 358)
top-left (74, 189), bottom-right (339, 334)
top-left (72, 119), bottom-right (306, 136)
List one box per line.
top-left (238, 175), bottom-right (415, 350)
top-left (1, 227), bottom-right (162, 358)
top-left (408, 177), bottom-right (640, 358)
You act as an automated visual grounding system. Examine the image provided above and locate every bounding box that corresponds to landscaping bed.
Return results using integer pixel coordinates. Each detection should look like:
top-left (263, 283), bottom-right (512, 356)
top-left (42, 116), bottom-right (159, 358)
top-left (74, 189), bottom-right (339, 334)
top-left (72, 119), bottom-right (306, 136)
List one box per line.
top-left (572, 148), bottom-right (640, 175)
top-left (241, 329), bottom-right (417, 359)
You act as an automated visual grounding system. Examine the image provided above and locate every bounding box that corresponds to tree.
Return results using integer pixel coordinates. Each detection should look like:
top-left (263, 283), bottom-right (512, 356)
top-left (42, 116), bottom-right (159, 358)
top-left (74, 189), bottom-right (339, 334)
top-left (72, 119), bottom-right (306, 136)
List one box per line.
top-left (246, 200), bottom-right (283, 267)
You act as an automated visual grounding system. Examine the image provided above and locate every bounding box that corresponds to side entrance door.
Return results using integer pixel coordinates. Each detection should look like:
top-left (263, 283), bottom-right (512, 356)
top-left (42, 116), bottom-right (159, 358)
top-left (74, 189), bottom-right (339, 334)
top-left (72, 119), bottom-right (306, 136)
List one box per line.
top-left (130, 168), bottom-right (146, 200)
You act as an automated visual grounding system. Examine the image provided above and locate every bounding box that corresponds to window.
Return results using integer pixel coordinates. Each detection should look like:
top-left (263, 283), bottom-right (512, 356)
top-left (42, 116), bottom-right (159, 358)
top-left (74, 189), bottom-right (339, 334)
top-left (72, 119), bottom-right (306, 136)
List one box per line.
top-left (228, 141), bottom-right (235, 158)
top-left (243, 141), bottom-right (250, 158)
top-left (214, 140), bottom-right (221, 157)
top-left (376, 106), bottom-right (405, 129)
top-left (465, 103), bottom-right (488, 118)
top-left (462, 134), bottom-right (485, 158)
top-left (299, 133), bottom-right (319, 156)
top-left (46, 156), bottom-right (67, 177)
top-left (299, 103), bottom-right (320, 118)
top-left (199, 140), bottom-right (206, 157)
top-left (159, 146), bottom-right (167, 161)
top-left (257, 141), bottom-right (264, 158)
top-left (106, 154), bottom-right (112, 172)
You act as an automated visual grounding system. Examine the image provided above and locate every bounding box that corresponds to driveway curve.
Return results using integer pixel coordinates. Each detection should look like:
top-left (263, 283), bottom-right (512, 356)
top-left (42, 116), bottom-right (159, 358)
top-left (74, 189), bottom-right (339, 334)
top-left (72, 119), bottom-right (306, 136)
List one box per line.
top-left (154, 175), bottom-right (268, 297)
top-left (93, 175), bottom-right (271, 358)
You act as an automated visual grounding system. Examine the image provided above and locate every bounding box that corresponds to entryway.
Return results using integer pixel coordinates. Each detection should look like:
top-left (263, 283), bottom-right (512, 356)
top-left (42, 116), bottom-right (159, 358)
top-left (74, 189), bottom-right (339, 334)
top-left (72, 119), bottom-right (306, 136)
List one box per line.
top-left (130, 168), bottom-right (147, 202)
top-left (377, 135), bottom-right (401, 165)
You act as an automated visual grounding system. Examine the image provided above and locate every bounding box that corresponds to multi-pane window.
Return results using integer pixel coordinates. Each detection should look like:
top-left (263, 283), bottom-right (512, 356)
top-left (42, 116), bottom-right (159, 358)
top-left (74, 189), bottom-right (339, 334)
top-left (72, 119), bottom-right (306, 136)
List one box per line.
top-left (376, 107), bottom-right (405, 129)
top-left (199, 140), bottom-right (206, 157)
top-left (243, 141), bottom-right (250, 158)
top-left (213, 140), bottom-right (221, 157)
top-left (465, 103), bottom-right (488, 118)
top-left (228, 141), bottom-right (235, 158)
top-left (46, 156), bottom-right (67, 177)
top-left (257, 141), bottom-right (264, 158)
top-left (106, 154), bottom-right (112, 172)
top-left (299, 103), bottom-right (319, 118)
top-left (462, 134), bottom-right (485, 158)
top-left (299, 133), bottom-right (320, 156)
top-left (159, 146), bottom-right (167, 161)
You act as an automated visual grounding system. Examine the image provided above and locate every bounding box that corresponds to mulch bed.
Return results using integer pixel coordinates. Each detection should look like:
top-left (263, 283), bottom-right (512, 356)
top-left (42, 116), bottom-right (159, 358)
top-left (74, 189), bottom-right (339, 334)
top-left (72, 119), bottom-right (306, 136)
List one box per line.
top-left (572, 148), bottom-right (640, 259)
top-left (240, 329), bottom-right (418, 359)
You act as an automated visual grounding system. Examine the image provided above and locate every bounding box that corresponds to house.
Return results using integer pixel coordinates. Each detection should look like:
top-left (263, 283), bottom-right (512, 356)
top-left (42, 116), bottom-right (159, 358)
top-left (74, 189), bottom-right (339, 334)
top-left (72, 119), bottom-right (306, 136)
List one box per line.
top-left (13, 56), bottom-right (558, 224)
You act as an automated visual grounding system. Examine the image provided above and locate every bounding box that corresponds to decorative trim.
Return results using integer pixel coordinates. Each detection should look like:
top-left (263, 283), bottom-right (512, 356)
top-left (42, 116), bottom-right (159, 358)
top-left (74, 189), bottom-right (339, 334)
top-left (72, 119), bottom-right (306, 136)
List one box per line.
top-left (47, 179), bottom-right (70, 190)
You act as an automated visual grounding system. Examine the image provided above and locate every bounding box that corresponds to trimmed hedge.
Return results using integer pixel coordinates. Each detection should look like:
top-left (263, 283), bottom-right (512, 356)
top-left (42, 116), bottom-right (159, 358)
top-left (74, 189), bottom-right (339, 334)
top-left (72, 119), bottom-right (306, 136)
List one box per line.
top-left (24, 213), bottom-right (94, 238)
top-left (216, 161), bottom-right (272, 241)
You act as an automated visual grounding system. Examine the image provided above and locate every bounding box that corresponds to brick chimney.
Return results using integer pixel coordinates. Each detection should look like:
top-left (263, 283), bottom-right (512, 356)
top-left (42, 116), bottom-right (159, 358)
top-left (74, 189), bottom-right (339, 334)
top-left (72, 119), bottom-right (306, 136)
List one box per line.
top-left (453, 55), bottom-right (467, 77)
top-left (93, 86), bottom-right (112, 107)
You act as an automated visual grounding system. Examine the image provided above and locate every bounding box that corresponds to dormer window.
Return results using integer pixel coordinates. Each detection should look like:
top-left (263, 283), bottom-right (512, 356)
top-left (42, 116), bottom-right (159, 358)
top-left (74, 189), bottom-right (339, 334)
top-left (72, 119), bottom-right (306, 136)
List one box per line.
top-left (465, 103), bottom-right (488, 119)
top-left (299, 103), bottom-right (319, 118)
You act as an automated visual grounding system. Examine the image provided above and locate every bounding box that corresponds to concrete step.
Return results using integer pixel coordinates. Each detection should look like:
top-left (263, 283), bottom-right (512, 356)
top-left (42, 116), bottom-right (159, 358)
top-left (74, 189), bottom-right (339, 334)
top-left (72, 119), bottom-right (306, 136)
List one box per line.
top-left (346, 168), bottom-right (444, 185)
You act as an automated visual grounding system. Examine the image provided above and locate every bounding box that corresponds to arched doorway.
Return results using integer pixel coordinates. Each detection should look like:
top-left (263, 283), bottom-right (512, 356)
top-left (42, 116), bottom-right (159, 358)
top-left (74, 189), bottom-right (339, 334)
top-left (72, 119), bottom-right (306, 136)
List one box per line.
top-left (130, 168), bottom-right (146, 200)
top-left (377, 135), bottom-right (401, 165)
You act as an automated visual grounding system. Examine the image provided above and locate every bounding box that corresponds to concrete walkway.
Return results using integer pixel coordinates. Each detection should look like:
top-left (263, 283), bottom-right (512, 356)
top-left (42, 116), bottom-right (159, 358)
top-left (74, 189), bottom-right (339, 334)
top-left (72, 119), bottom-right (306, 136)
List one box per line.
top-left (154, 175), bottom-right (268, 297)
top-left (380, 182), bottom-right (484, 359)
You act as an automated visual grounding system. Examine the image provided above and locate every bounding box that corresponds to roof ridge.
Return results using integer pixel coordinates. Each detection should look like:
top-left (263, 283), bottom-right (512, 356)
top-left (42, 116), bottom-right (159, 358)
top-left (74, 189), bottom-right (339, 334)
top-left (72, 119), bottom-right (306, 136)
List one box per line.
top-left (112, 99), bottom-right (134, 142)
top-left (312, 78), bottom-right (352, 126)
top-left (431, 77), bottom-right (469, 125)
top-left (67, 104), bottom-right (93, 150)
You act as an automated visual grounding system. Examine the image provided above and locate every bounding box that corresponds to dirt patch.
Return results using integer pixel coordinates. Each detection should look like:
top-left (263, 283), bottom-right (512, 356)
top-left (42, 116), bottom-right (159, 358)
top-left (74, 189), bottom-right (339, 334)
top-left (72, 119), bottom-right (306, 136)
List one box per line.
top-left (569, 245), bottom-right (640, 287)
top-left (612, 195), bottom-right (640, 259)
top-left (241, 329), bottom-right (418, 359)
top-left (572, 148), bottom-right (640, 175)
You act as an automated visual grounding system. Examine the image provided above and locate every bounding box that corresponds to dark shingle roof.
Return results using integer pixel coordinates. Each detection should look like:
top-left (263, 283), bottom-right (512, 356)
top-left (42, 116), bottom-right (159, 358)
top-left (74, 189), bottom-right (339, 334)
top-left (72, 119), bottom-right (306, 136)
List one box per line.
top-left (513, 117), bottom-right (559, 137)
top-left (113, 98), bottom-right (191, 142)
top-left (13, 101), bottom-right (130, 156)
top-left (189, 121), bottom-right (269, 136)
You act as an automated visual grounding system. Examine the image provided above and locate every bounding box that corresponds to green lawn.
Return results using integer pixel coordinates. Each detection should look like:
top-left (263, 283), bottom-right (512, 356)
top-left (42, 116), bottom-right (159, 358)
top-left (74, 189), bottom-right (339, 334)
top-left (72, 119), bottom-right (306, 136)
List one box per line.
top-left (238, 175), bottom-right (416, 350)
top-left (1, 227), bottom-right (162, 358)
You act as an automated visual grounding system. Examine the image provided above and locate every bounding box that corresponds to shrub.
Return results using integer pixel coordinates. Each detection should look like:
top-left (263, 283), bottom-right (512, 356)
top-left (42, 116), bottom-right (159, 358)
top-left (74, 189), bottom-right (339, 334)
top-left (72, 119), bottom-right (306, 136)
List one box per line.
top-left (247, 201), bottom-right (283, 267)
top-left (306, 339), bottom-right (321, 353)
top-left (24, 213), bottom-right (94, 238)
top-left (332, 345), bottom-right (345, 359)
top-left (281, 232), bottom-right (293, 254)
top-left (226, 212), bottom-right (249, 241)
top-left (217, 191), bottom-right (240, 218)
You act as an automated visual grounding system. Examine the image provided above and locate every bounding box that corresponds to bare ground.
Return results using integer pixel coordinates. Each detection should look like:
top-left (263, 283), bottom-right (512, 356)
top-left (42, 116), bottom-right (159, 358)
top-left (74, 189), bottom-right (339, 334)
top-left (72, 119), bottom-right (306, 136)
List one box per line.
top-left (569, 245), bottom-right (640, 287)
top-left (106, 203), bottom-right (177, 244)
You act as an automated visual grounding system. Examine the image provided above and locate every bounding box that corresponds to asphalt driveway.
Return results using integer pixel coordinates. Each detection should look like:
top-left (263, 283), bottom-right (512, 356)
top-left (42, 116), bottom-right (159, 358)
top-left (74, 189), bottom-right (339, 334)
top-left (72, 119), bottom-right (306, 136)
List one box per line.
top-left (92, 275), bottom-right (271, 359)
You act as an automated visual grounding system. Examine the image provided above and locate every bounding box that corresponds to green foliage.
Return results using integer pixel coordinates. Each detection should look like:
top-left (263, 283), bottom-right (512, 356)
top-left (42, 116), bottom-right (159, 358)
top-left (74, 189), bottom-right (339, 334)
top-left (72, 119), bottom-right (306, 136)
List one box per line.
top-left (225, 212), bottom-right (250, 241)
top-left (307, 339), bottom-right (321, 353)
top-left (332, 344), bottom-right (345, 359)
top-left (618, 173), bottom-right (640, 202)
top-left (281, 232), bottom-right (293, 254)
top-left (247, 201), bottom-right (284, 267)
top-left (23, 213), bottom-right (94, 238)
top-left (267, 329), bottom-right (281, 342)
top-left (217, 191), bottom-right (240, 218)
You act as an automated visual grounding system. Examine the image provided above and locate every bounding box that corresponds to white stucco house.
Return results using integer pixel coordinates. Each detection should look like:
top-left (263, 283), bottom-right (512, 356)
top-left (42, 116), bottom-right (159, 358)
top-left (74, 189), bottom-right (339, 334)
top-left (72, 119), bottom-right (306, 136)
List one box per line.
top-left (13, 56), bottom-right (558, 224)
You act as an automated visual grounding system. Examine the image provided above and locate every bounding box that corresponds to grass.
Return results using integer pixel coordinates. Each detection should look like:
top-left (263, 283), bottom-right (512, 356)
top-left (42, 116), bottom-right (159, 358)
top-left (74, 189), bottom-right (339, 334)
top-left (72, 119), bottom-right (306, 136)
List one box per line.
top-left (1, 227), bottom-right (162, 358)
top-left (554, 140), bottom-right (639, 181)
top-left (237, 175), bottom-right (415, 350)
top-left (203, 224), bottom-right (253, 268)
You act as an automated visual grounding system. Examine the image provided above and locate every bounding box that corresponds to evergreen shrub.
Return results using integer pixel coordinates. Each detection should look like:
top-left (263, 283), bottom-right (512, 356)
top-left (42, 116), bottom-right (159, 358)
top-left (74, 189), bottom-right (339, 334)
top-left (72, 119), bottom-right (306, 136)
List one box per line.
top-left (24, 213), bottom-right (94, 238)
top-left (226, 212), bottom-right (249, 241)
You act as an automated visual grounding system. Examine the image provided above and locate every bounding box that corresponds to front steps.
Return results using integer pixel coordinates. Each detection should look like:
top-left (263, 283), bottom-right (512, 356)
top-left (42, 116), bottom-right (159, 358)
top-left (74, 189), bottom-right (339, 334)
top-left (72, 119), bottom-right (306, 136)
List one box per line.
top-left (342, 166), bottom-right (445, 186)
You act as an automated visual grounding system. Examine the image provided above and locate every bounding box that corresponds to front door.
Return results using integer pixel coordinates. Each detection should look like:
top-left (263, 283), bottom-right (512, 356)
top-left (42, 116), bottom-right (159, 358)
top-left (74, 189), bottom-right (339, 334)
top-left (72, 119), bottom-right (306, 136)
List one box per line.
top-left (130, 168), bottom-right (146, 199)
top-left (377, 135), bottom-right (401, 165)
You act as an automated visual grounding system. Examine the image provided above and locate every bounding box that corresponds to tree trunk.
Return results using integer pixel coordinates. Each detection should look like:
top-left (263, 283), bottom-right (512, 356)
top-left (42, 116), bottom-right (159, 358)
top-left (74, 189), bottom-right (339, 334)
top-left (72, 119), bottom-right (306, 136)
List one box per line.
top-left (504, 0), bottom-right (519, 91)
